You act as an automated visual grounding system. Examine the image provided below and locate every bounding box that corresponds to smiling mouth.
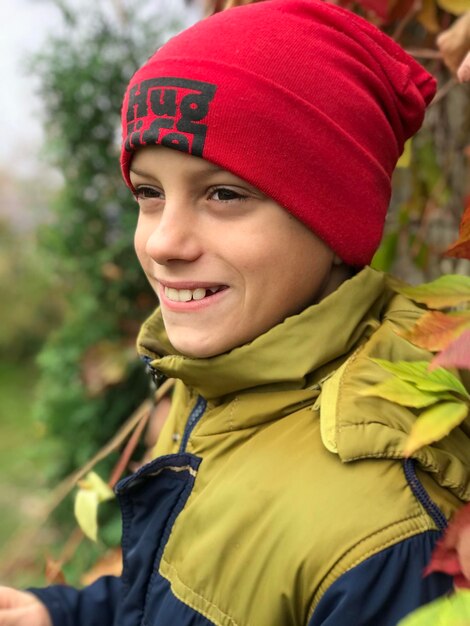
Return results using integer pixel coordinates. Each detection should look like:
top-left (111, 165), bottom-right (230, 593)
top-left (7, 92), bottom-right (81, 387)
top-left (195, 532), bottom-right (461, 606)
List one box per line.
top-left (163, 285), bottom-right (227, 303)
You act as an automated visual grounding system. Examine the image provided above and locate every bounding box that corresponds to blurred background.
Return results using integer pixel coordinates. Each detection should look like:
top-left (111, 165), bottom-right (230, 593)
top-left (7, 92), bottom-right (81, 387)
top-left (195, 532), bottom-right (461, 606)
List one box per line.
top-left (0, 0), bottom-right (469, 590)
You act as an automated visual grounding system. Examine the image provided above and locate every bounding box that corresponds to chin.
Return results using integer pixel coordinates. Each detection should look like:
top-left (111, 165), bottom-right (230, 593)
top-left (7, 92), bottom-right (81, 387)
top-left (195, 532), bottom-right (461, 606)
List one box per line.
top-left (170, 334), bottom-right (225, 359)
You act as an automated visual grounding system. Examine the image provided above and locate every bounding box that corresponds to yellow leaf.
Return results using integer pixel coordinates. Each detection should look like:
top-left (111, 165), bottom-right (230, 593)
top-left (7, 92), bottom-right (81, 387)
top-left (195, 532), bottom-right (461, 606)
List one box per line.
top-left (75, 488), bottom-right (99, 542)
top-left (398, 589), bottom-right (470, 625)
top-left (396, 139), bottom-right (413, 168)
top-left (75, 471), bottom-right (114, 542)
top-left (78, 471), bottom-right (114, 503)
top-left (404, 401), bottom-right (469, 456)
top-left (360, 377), bottom-right (442, 407)
top-left (436, 0), bottom-right (470, 15)
top-left (416, 0), bottom-right (440, 33)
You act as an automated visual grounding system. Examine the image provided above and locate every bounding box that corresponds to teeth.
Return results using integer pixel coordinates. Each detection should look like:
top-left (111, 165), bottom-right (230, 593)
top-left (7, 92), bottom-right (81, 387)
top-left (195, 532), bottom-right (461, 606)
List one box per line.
top-left (178, 289), bottom-right (192, 302)
top-left (164, 286), bottom-right (221, 302)
top-left (192, 288), bottom-right (206, 301)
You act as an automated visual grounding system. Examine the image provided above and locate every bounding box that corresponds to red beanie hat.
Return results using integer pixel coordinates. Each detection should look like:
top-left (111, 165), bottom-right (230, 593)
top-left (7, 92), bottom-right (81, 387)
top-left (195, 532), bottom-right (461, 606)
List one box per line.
top-left (120, 0), bottom-right (436, 266)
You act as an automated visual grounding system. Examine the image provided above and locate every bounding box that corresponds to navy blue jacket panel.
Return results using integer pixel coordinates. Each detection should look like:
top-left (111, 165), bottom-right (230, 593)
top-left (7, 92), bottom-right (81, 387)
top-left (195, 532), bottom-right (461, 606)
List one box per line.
top-left (309, 530), bottom-right (453, 626)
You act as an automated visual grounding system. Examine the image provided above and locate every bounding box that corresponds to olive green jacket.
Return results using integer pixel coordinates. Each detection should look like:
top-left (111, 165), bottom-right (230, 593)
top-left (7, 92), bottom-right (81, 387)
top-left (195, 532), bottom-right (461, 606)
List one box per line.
top-left (132, 267), bottom-right (470, 625)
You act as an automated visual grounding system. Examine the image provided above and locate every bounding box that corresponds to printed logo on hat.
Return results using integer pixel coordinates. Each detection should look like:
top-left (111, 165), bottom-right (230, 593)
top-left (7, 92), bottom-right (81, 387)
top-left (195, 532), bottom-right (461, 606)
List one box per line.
top-left (124, 77), bottom-right (216, 156)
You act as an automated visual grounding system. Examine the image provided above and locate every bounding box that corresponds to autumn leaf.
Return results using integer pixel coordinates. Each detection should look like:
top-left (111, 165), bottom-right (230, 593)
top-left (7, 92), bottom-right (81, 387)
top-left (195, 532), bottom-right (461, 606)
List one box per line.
top-left (392, 274), bottom-right (470, 308)
top-left (397, 589), bottom-right (470, 625)
top-left (445, 202), bottom-right (470, 259)
top-left (402, 310), bottom-right (470, 351)
top-left (396, 139), bottom-right (412, 168)
top-left (359, 376), bottom-right (442, 407)
top-left (404, 400), bottom-right (469, 456)
top-left (431, 328), bottom-right (470, 371)
top-left (81, 340), bottom-right (133, 397)
top-left (372, 359), bottom-right (469, 397)
top-left (74, 472), bottom-right (114, 542)
top-left (426, 504), bottom-right (470, 588)
top-left (436, 0), bottom-right (470, 16)
top-left (416, 0), bottom-right (440, 33)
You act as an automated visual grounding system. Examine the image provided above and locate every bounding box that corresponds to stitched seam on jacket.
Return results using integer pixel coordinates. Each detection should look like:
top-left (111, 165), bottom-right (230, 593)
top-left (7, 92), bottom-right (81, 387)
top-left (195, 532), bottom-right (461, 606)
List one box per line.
top-left (142, 469), bottom-right (199, 624)
top-left (119, 493), bottom-right (134, 592)
top-left (333, 338), bottom-right (470, 501)
top-left (160, 557), bottom-right (239, 626)
top-left (306, 512), bottom-right (435, 622)
top-left (229, 397), bottom-right (239, 432)
top-left (335, 423), bottom-right (470, 500)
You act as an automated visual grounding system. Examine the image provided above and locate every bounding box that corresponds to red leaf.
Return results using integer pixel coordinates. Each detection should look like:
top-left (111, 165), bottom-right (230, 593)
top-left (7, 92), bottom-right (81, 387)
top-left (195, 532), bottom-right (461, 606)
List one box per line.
top-left (431, 328), bottom-right (470, 371)
top-left (425, 504), bottom-right (470, 588)
top-left (353, 0), bottom-right (415, 22)
top-left (425, 547), bottom-right (461, 576)
top-left (445, 202), bottom-right (470, 260)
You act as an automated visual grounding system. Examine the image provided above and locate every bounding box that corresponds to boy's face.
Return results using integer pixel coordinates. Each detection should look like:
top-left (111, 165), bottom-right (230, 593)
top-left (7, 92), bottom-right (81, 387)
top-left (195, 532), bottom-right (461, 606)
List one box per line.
top-left (131, 145), bottom-right (337, 358)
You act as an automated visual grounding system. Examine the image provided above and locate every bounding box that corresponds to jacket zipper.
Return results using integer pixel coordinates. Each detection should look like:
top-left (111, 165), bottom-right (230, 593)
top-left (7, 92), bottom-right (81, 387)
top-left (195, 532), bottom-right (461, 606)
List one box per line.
top-left (179, 395), bottom-right (207, 453)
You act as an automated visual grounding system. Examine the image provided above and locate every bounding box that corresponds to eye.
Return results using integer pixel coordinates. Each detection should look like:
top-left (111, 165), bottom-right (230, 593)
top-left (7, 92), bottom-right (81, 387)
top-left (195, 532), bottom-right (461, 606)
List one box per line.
top-left (209, 187), bottom-right (248, 202)
top-left (133, 185), bottom-right (163, 201)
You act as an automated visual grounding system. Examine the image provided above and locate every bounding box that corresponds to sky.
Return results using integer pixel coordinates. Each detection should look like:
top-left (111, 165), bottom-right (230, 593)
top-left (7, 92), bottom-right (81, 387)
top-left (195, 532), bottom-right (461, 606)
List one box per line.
top-left (0, 0), bottom-right (202, 178)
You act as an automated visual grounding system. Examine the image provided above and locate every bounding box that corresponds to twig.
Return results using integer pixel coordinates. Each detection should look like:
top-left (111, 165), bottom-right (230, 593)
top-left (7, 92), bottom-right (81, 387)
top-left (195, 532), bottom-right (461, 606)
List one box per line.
top-left (45, 528), bottom-right (84, 584)
top-left (108, 405), bottom-right (154, 488)
top-left (392, 0), bottom-right (422, 42)
top-left (0, 379), bottom-right (174, 581)
top-left (431, 77), bottom-right (458, 106)
top-left (406, 48), bottom-right (443, 60)
top-left (44, 378), bottom-right (174, 517)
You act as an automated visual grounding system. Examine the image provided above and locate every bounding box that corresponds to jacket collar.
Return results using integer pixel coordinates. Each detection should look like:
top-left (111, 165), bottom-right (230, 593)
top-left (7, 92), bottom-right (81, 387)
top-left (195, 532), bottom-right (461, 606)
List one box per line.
top-left (137, 267), bottom-right (390, 401)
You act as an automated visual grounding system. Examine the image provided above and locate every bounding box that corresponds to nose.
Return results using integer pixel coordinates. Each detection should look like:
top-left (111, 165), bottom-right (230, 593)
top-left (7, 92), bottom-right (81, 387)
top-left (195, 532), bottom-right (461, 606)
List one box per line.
top-left (142, 197), bottom-right (202, 265)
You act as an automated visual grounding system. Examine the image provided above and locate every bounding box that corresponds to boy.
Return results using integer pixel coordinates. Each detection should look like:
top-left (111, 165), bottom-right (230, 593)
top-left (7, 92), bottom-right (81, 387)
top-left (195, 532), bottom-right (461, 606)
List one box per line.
top-left (1, 1), bottom-right (469, 624)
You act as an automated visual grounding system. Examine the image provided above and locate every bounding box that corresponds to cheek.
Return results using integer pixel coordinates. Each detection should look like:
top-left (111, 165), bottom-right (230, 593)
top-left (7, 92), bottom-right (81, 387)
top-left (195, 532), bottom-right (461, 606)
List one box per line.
top-left (134, 223), bottom-right (150, 269)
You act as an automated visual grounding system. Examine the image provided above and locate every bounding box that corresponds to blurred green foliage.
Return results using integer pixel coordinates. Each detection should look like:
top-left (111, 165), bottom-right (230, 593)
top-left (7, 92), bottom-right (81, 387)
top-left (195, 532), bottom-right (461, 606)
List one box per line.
top-left (29, 1), bottom-right (176, 551)
top-left (0, 220), bottom-right (64, 359)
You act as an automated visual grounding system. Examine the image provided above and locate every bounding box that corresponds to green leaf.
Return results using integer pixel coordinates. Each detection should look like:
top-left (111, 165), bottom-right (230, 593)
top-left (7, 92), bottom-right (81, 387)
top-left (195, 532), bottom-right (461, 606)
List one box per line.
top-left (371, 232), bottom-right (399, 272)
top-left (392, 274), bottom-right (470, 308)
top-left (404, 401), bottom-right (469, 456)
top-left (398, 589), bottom-right (470, 625)
top-left (372, 359), bottom-right (469, 398)
top-left (359, 377), bottom-right (442, 408)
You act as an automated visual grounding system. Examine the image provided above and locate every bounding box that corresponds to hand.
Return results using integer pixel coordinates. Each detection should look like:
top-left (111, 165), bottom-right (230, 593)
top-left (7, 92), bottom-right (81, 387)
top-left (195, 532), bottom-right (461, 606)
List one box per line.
top-left (457, 50), bottom-right (470, 83)
top-left (436, 11), bottom-right (470, 82)
top-left (0, 587), bottom-right (52, 626)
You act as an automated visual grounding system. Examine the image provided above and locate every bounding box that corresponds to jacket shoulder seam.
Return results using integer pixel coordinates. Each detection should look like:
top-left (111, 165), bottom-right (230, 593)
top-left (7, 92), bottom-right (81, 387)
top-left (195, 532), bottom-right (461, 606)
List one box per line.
top-left (307, 512), bottom-right (436, 621)
top-left (160, 556), bottom-right (239, 626)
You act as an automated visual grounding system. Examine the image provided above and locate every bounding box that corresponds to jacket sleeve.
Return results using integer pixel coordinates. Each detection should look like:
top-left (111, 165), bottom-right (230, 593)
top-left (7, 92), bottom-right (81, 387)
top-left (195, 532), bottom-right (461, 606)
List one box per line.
top-left (308, 531), bottom-right (453, 626)
top-left (28, 575), bottom-right (121, 626)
